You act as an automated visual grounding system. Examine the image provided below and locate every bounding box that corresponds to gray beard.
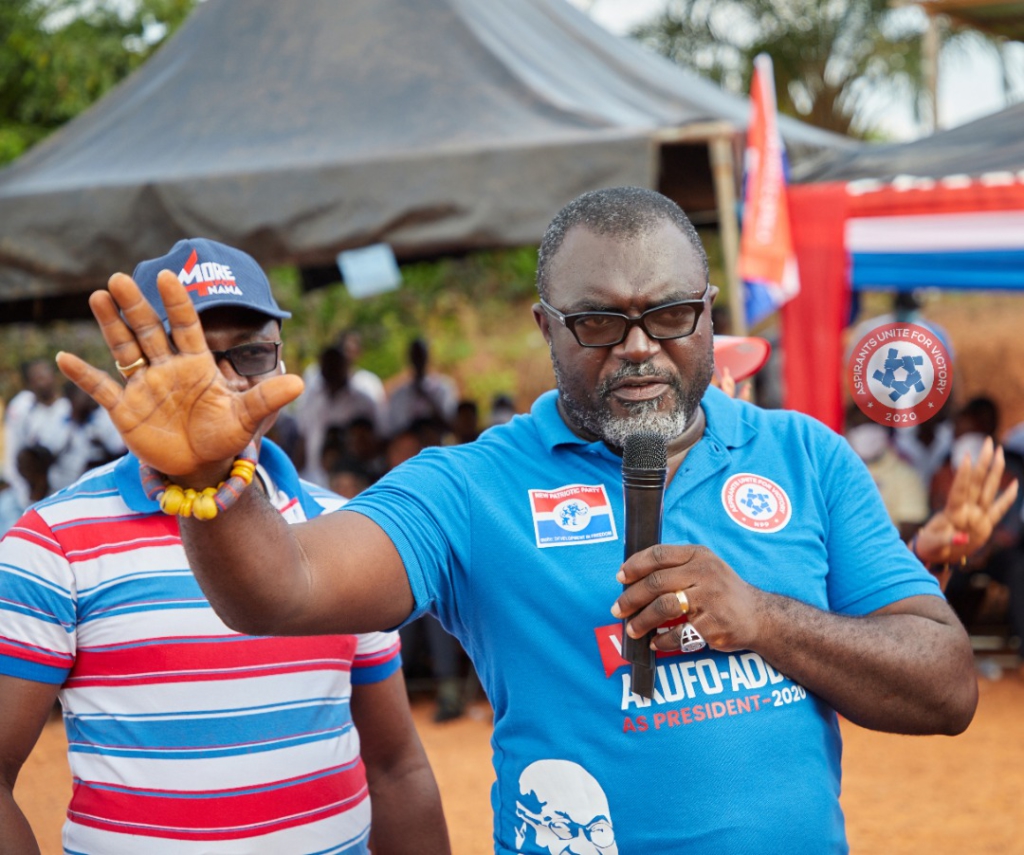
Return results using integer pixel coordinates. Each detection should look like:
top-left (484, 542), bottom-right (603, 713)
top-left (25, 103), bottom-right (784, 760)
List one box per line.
top-left (551, 351), bottom-right (710, 449)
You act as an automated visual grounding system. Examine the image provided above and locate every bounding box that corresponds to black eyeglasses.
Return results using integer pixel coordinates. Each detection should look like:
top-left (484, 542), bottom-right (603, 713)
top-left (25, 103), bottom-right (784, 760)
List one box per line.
top-left (545, 819), bottom-right (614, 846)
top-left (209, 341), bottom-right (282, 376)
top-left (538, 284), bottom-right (710, 347)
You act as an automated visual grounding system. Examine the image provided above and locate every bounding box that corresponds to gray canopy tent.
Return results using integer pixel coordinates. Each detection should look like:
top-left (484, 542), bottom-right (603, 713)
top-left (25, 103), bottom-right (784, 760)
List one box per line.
top-left (780, 100), bottom-right (1024, 430)
top-left (0, 0), bottom-right (846, 323)
top-left (793, 100), bottom-right (1024, 183)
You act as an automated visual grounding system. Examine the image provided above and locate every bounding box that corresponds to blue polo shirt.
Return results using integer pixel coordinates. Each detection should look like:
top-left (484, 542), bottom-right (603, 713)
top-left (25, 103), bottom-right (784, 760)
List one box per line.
top-left (346, 387), bottom-right (941, 853)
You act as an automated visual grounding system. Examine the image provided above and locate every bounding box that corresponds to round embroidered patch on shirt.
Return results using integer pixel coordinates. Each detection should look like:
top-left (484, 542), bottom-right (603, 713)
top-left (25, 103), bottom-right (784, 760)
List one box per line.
top-left (722, 473), bottom-right (791, 533)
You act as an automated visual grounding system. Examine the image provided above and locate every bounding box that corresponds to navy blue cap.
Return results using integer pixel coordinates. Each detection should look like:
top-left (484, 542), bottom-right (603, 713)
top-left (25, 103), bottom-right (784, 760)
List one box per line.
top-left (132, 238), bottom-right (291, 326)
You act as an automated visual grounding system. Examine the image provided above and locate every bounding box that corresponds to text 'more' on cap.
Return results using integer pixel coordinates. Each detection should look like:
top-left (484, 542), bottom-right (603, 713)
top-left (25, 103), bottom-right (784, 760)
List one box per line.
top-left (132, 238), bottom-right (291, 326)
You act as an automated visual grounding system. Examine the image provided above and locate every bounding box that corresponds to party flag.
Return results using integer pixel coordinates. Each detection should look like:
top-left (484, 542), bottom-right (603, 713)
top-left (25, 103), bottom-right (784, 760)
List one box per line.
top-left (739, 53), bottom-right (800, 326)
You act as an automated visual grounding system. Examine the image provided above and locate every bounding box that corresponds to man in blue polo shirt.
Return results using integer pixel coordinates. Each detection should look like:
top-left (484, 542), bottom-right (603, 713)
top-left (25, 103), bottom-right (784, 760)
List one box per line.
top-left (59, 189), bottom-right (986, 853)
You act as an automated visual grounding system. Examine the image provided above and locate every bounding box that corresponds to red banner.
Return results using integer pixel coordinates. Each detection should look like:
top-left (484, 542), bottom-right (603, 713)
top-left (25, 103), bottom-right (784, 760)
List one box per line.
top-left (739, 54), bottom-right (800, 324)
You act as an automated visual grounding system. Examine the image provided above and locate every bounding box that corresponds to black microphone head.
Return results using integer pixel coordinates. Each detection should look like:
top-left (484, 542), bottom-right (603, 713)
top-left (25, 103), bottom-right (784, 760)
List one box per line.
top-left (622, 431), bottom-right (667, 472)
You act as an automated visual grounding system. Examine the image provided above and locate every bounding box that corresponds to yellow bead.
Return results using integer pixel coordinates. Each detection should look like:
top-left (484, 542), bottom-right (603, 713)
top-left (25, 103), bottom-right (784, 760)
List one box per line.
top-left (179, 489), bottom-right (196, 518)
top-left (202, 486), bottom-right (218, 497)
top-left (231, 461), bottom-right (256, 484)
top-left (193, 494), bottom-right (218, 520)
top-left (160, 486), bottom-right (184, 515)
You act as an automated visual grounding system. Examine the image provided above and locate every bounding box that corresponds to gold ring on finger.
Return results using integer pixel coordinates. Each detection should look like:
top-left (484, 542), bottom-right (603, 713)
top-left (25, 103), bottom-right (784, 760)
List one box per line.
top-left (115, 356), bottom-right (148, 379)
top-left (675, 589), bottom-right (690, 616)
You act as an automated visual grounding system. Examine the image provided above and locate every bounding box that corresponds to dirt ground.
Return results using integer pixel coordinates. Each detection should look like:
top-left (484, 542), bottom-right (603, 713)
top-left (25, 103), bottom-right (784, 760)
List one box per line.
top-left (15, 671), bottom-right (1024, 854)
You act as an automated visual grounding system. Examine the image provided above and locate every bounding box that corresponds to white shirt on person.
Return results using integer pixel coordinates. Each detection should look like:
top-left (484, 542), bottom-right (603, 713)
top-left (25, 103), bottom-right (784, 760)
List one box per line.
top-left (3, 392), bottom-right (71, 503)
top-left (297, 371), bottom-right (380, 486)
top-left (387, 373), bottom-right (459, 437)
top-left (301, 363), bottom-right (388, 431)
top-left (48, 407), bottom-right (126, 492)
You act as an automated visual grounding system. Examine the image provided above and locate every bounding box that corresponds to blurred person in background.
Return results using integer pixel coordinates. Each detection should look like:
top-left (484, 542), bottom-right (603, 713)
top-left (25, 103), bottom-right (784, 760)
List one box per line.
top-left (342, 415), bottom-right (388, 482)
top-left (338, 329), bottom-right (388, 426)
top-left (265, 406), bottom-right (305, 471)
top-left (930, 397), bottom-right (1024, 669)
top-left (488, 393), bottom-right (517, 427)
top-left (3, 359), bottom-right (70, 504)
top-left (387, 337), bottom-right (458, 438)
top-left (14, 445), bottom-right (54, 507)
top-left (930, 398), bottom-right (1021, 528)
top-left (0, 478), bottom-right (20, 537)
top-left (298, 343), bottom-right (380, 486)
top-left (302, 329), bottom-right (388, 433)
top-left (894, 399), bottom-right (955, 490)
top-left (449, 399), bottom-right (480, 445)
top-left (47, 383), bottom-right (126, 492)
top-left (329, 456), bottom-right (376, 501)
top-left (384, 426), bottom-right (423, 472)
top-left (845, 403), bottom-right (929, 541)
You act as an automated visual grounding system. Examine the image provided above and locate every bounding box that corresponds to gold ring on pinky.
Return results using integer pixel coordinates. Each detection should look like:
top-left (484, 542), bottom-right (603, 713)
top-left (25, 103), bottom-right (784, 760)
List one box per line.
top-left (115, 356), bottom-right (148, 379)
top-left (674, 589), bottom-right (690, 615)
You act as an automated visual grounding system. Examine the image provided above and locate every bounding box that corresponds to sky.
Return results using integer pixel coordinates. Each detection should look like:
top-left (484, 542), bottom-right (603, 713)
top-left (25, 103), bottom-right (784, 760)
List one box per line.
top-left (566, 0), bottom-right (1020, 140)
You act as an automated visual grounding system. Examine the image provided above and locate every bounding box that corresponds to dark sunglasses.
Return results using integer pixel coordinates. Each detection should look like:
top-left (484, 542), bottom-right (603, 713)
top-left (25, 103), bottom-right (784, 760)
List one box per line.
top-left (538, 284), bottom-right (710, 348)
top-left (209, 341), bottom-right (282, 377)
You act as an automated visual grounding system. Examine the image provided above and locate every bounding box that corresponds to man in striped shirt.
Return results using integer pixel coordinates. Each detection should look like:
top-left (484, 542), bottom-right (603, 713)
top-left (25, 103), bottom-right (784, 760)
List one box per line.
top-left (0, 239), bottom-right (450, 854)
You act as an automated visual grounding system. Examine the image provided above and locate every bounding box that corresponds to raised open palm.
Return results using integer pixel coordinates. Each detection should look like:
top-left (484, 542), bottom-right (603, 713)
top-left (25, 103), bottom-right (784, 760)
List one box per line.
top-left (56, 270), bottom-right (304, 478)
top-left (914, 437), bottom-right (1018, 566)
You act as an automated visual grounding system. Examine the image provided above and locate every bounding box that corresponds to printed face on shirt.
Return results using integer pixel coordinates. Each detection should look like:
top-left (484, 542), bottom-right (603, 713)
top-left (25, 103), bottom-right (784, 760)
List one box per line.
top-left (515, 759), bottom-right (618, 854)
top-left (536, 219), bottom-right (715, 450)
top-left (200, 306), bottom-right (284, 440)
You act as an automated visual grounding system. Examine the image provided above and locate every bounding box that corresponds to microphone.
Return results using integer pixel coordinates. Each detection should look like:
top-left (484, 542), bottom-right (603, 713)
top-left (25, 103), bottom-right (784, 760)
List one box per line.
top-left (621, 432), bottom-right (668, 700)
top-left (621, 432), bottom-right (708, 699)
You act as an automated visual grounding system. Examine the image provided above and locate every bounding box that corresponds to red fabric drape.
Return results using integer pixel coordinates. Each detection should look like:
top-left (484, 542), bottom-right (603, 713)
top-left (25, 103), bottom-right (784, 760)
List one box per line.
top-left (849, 180), bottom-right (1024, 217)
top-left (781, 182), bottom-right (850, 432)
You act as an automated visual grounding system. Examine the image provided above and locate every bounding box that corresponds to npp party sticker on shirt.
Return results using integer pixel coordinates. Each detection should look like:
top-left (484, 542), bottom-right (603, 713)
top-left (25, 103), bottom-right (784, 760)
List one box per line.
top-left (722, 473), bottom-right (792, 533)
top-left (529, 484), bottom-right (618, 548)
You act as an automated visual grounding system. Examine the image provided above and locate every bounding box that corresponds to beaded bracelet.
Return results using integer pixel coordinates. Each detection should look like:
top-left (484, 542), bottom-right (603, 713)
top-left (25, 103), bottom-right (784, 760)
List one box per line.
top-left (140, 442), bottom-right (258, 521)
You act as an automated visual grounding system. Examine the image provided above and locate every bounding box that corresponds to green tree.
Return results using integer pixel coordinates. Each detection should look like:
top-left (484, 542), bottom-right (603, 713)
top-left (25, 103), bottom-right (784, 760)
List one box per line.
top-left (632, 0), bottom-right (934, 137)
top-left (0, 0), bottom-right (195, 165)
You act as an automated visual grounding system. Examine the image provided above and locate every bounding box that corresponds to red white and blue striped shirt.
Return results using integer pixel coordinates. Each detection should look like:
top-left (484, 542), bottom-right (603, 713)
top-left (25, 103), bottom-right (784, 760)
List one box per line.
top-left (0, 440), bottom-right (400, 854)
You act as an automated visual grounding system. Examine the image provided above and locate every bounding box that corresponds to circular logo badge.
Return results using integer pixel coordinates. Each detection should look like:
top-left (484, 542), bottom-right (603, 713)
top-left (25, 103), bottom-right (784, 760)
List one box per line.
top-left (847, 322), bottom-right (953, 427)
top-left (722, 474), bottom-right (791, 533)
top-left (553, 498), bottom-right (591, 531)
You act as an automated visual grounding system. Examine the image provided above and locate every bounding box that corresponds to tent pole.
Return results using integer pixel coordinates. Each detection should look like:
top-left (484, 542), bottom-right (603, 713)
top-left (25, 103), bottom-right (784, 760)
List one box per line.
top-left (709, 134), bottom-right (746, 335)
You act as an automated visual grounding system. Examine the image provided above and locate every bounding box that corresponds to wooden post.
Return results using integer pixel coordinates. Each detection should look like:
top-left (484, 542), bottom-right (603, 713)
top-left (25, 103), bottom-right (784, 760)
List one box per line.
top-left (709, 133), bottom-right (746, 335)
top-left (653, 123), bottom-right (745, 335)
